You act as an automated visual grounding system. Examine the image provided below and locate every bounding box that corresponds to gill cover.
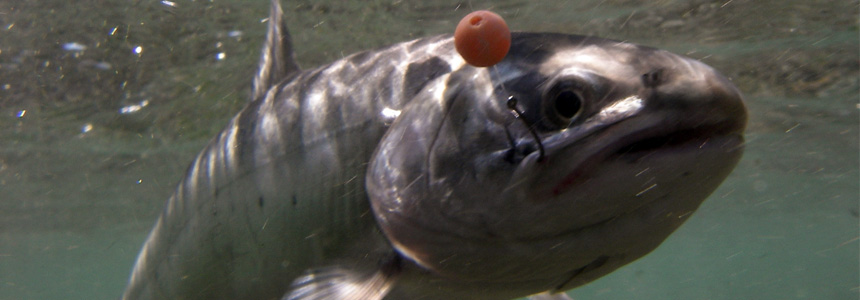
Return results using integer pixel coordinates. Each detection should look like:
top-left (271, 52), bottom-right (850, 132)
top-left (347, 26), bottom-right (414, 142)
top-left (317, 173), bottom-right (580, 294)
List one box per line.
top-left (366, 65), bottom-right (520, 279)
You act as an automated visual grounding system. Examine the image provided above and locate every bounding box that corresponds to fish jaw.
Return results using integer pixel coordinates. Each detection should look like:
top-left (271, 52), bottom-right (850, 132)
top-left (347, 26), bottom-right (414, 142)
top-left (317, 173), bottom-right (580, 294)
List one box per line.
top-left (367, 33), bottom-right (746, 294)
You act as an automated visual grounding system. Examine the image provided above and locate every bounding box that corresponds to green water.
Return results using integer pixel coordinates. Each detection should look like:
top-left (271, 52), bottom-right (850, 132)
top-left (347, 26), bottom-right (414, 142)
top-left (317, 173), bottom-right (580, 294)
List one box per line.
top-left (0, 0), bottom-right (857, 299)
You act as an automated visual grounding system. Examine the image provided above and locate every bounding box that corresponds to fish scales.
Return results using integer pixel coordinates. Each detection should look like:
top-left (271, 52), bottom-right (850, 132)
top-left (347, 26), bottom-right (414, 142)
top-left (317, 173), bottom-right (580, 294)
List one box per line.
top-left (124, 33), bottom-right (464, 299)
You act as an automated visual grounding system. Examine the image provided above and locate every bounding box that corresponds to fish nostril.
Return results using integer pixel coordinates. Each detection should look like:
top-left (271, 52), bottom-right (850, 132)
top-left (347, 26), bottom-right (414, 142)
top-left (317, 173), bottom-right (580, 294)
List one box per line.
top-left (642, 69), bottom-right (664, 88)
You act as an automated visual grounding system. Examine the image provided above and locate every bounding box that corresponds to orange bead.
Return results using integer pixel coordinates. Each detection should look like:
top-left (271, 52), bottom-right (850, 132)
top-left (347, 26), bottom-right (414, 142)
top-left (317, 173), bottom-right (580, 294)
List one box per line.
top-left (454, 10), bottom-right (511, 67)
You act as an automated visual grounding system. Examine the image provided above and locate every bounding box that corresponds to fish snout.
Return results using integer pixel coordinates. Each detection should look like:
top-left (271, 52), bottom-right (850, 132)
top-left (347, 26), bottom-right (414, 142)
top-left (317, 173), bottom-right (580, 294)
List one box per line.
top-left (644, 54), bottom-right (747, 135)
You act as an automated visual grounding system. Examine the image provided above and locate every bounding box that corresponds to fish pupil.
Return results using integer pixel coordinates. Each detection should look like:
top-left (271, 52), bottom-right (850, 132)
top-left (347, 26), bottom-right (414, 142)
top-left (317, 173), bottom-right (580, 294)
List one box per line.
top-left (554, 90), bottom-right (582, 120)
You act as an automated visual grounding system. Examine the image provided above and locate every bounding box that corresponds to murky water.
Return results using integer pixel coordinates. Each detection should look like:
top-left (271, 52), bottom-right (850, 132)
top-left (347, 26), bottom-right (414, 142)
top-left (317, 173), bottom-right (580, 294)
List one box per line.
top-left (0, 0), bottom-right (857, 299)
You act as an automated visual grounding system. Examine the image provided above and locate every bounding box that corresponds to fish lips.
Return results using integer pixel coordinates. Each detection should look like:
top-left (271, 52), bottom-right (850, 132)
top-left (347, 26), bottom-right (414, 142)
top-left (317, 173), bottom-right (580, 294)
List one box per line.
top-left (545, 112), bottom-right (745, 197)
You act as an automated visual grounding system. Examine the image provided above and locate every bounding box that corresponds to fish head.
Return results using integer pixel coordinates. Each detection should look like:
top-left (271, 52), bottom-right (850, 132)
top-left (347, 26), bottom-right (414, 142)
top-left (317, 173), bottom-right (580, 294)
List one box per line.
top-left (367, 33), bottom-right (746, 291)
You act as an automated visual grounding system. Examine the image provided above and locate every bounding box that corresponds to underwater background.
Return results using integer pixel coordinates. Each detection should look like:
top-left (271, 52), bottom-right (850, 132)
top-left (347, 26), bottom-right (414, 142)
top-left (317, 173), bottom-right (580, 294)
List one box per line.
top-left (0, 0), bottom-right (857, 299)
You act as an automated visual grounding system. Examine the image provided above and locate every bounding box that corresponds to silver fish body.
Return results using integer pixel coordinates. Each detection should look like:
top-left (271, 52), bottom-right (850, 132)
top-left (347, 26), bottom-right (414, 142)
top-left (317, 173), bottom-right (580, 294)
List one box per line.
top-left (123, 1), bottom-right (746, 299)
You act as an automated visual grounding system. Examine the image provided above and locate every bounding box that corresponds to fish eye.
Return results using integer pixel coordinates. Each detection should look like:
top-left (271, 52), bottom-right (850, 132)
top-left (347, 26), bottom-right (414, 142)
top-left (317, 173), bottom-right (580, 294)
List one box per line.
top-left (543, 82), bottom-right (586, 129)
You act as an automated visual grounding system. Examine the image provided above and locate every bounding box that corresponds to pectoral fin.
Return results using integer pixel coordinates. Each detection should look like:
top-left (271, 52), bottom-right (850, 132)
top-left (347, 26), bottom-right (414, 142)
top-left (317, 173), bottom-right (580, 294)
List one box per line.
top-left (528, 291), bottom-right (574, 300)
top-left (283, 264), bottom-right (397, 300)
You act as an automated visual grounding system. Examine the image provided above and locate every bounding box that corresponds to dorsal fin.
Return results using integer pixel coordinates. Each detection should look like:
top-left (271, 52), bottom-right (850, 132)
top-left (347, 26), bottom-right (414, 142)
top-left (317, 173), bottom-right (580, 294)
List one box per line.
top-left (252, 0), bottom-right (300, 101)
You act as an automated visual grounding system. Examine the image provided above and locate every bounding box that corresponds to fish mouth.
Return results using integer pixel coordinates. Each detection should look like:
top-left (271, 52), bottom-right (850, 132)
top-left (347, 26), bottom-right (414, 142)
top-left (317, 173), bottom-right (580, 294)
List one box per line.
top-left (507, 118), bottom-right (745, 289)
top-left (611, 119), bottom-right (743, 160)
top-left (546, 114), bottom-right (745, 197)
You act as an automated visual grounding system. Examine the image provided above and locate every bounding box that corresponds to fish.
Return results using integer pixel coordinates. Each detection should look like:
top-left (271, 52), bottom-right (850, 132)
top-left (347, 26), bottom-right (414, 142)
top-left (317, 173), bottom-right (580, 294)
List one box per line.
top-left (122, 0), bottom-right (747, 299)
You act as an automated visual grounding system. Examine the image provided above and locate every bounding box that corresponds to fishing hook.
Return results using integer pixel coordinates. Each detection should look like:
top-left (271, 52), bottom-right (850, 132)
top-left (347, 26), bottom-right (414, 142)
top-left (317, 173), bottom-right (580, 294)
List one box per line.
top-left (506, 96), bottom-right (546, 162)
